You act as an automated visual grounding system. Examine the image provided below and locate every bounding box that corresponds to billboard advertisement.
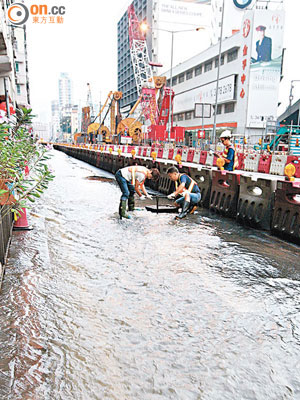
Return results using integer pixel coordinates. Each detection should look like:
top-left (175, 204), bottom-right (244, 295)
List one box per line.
top-left (173, 75), bottom-right (236, 113)
top-left (246, 10), bottom-right (285, 128)
top-left (157, 0), bottom-right (211, 26)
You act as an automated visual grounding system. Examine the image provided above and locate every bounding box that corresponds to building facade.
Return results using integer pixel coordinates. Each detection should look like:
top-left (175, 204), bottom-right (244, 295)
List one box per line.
top-left (165, 7), bottom-right (284, 142)
top-left (51, 100), bottom-right (60, 140)
top-left (117, 0), bottom-right (248, 112)
top-left (12, 25), bottom-right (30, 107)
top-left (59, 72), bottom-right (72, 109)
top-left (0, 0), bottom-right (31, 121)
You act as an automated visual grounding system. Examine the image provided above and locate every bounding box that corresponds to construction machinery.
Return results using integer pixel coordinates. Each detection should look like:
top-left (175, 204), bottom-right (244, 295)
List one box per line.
top-left (127, 4), bottom-right (185, 143)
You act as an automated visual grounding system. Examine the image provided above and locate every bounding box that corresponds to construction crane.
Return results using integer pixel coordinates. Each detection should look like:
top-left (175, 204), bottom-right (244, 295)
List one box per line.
top-left (127, 4), bottom-right (158, 125)
top-left (127, 5), bottom-right (184, 143)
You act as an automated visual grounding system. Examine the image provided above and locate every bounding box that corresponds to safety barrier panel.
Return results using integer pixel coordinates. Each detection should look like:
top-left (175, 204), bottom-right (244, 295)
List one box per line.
top-left (237, 175), bottom-right (277, 230)
top-left (146, 147), bottom-right (151, 157)
top-left (286, 156), bottom-right (300, 178)
top-left (157, 148), bottom-right (163, 159)
top-left (205, 151), bottom-right (214, 166)
top-left (244, 153), bottom-right (260, 172)
top-left (187, 149), bottom-right (195, 162)
top-left (209, 171), bottom-right (240, 218)
top-left (137, 147), bottom-right (142, 156)
top-left (189, 167), bottom-right (212, 208)
top-left (168, 149), bottom-right (174, 160)
top-left (162, 148), bottom-right (169, 159)
top-left (237, 153), bottom-right (245, 170)
top-left (258, 154), bottom-right (272, 174)
top-left (158, 162), bottom-right (174, 195)
top-left (269, 154), bottom-right (288, 176)
top-left (181, 148), bottom-right (189, 162)
top-left (174, 148), bottom-right (183, 160)
top-left (199, 151), bottom-right (207, 165)
top-left (96, 152), bottom-right (102, 168)
top-left (193, 150), bottom-right (201, 164)
top-left (271, 181), bottom-right (300, 244)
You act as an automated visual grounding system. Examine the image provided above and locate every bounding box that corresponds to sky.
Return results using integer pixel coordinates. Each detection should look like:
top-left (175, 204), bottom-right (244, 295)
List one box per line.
top-left (24, 0), bottom-right (300, 123)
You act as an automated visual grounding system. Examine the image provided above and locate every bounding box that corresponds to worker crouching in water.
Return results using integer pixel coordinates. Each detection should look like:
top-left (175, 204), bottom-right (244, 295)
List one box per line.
top-left (219, 130), bottom-right (239, 171)
top-left (115, 166), bottom-right (160, 219)
top-left (167, 166), bottom-right (201, 219)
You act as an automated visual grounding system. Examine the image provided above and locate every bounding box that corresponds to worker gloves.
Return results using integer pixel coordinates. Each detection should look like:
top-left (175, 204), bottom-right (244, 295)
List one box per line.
top-left (167, 193), bottom-right (176, 200)
top-left (140, 194), bottom-right (152, 200)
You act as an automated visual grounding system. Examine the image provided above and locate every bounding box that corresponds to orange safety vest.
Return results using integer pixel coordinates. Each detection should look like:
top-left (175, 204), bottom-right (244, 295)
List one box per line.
top-left (222, 145), bottom-right (239, 171)
top-left (175, 174), bottom-right (196, 193)
top-left (129, 166), bottom-right (148, 186)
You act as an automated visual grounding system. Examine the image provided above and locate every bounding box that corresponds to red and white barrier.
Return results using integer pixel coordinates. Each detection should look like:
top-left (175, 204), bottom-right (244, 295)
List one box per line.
top-left (244, 153), bottom-right (260, 172)
top-left (269, 154), bottom-right (288, 176)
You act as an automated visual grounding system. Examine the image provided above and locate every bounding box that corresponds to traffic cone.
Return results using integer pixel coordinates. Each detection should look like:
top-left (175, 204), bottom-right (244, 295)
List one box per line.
top-left (13, 208), bottom-right (33, 231)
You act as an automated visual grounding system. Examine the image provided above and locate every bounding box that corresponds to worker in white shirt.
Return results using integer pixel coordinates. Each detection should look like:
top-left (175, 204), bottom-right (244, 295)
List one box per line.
top-left (115, 166), bottom-right (160, 219)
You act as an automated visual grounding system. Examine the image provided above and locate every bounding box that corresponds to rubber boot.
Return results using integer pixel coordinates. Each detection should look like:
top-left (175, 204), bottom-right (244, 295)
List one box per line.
top-left (128, 196), bottom-right (135, 211)
top-left (176, 200), bottom-right (190, 220)
top-left (119, 200), bottom-right (131, 219)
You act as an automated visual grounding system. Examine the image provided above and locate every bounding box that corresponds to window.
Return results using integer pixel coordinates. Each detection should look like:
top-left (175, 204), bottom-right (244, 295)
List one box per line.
top-left (178, 73), bottom-right (185, 83)
top-left (172, 76), bottom-right (177, 86)
top-left (224, 102), bottom-right (235, 113)
top-left (178, 113), bottom-right (184, 121)
top-left (185, 111), bottom-right (192, 120)
top-left (217, 105), bottom-right (222, 114)
top-left (215, 55), bottom-right (224, 68)
top-left (186, 69), bottom-right (193, 80)
top-left (173, 114), bottom-right (177, 122)
top-left (17, 84), bottom-right (21, 95)
top-left (227, 49), bottom-right (238, 63)
top-left (167, 79), bottom-right (170, 86)
top-left (15, 62), bottom-right (19, 72)
top-left (195, 65), bottom-right (202, 76)
top-left (204, 61), bottom-right (213, 72)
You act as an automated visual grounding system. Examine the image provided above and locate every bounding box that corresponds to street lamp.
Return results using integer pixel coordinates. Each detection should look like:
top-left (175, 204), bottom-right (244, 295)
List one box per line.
top-left (140, 22), bottom-right (205, 142)
top-left (212, 0), bottom-right (225, 149)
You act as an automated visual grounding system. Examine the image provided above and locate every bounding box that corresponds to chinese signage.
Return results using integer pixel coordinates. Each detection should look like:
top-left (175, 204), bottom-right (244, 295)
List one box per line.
top-left (239, 13), bottom-right (253, 102)
top-left (246, 10), bottom-right (285, 128)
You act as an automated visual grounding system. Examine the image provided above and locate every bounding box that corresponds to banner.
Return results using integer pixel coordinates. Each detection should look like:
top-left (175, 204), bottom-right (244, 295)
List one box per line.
top-left (173, 75), bottom-right (236, 113)
top-left (246, 10), bottom-right (285, 128)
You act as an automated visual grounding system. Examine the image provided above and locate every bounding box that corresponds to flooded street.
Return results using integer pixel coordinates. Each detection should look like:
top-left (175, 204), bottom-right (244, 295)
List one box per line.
top-left (1, 150), bottom-right (300, 400)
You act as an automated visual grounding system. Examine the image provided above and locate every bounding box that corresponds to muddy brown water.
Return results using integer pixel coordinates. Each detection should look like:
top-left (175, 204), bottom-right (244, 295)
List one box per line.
top-left (0, 150), bottom-right (300, 400)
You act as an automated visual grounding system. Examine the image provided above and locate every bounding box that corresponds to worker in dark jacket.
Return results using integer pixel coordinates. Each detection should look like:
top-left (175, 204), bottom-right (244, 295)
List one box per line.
top-left (167, 166), bottom-right (201, 219)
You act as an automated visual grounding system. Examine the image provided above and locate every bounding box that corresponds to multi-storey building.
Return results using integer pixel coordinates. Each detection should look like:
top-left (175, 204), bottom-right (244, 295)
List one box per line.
top-left (12, 25), bottom-right (30, 107)
top-left (71, 105), bottom-right (79, 135)
top-left (59, 72), bottom-right (72, 109)
top-left (0, 0), bottom-right (17, 120)
top-left (117, 0), bottom-right (247, 111)
top-left (164, 6), bottom-right (285, 143)
top-left (0, 0), bottom-right (30, 122)
top-left (51, 100), bottom-right (60, 140)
